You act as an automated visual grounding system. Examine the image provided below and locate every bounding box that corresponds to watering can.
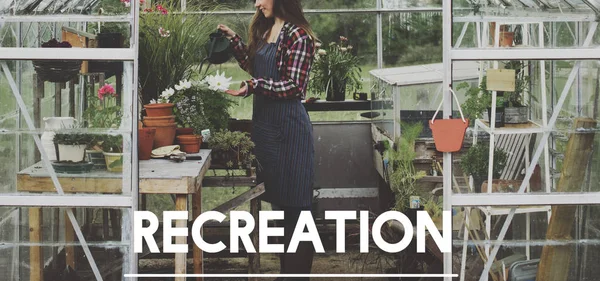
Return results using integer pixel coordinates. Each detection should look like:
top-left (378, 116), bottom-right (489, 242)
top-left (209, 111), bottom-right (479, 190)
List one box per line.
top-left (199, 30), bottom-right (232, 74)
top-left (202, 30), bottom-right (232, 66)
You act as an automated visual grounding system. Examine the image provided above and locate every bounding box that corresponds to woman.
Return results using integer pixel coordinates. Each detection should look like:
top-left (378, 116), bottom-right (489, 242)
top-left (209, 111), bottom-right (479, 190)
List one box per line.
top-left (218, 0), bottom-right (317, 279)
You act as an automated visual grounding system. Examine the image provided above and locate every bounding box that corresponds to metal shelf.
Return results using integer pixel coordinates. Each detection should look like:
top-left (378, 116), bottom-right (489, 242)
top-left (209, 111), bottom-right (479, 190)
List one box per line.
top-left (479, 205), bottom-right (551, 216)
top-left (475, 119), bottom-right (546, 135)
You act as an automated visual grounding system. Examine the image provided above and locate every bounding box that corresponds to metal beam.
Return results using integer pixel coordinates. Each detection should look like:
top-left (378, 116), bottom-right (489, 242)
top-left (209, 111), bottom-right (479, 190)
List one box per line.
top-left (453, 193), bottom-right (600, 206)
top-left (0, 15), bottom-right (132, 23)
top-left (452, 47), bottom-right (600, 60)
top-left (0, 195), bottom-right (133, 207)
top-left (0, 47), bottom-right (135, 60)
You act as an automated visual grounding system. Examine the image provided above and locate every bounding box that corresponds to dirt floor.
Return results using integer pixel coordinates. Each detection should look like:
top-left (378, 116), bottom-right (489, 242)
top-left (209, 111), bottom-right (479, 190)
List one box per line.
top-left (139, 250), bottom-right (394, 281)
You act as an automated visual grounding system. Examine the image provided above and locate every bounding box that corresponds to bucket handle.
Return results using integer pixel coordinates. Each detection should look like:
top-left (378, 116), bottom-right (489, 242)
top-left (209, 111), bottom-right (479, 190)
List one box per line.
top-left (431, 88), bottom-right (466, 124)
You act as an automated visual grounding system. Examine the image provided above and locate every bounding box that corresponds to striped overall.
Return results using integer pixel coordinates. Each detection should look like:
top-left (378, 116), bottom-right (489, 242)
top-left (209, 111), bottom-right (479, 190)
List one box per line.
top-left (252, 39), bottom-right (315, 208)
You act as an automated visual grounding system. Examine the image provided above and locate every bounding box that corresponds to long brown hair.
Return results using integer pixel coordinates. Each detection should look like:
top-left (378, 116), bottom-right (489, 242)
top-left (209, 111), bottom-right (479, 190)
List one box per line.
top-left (245, 0), bottom-right (317, 74)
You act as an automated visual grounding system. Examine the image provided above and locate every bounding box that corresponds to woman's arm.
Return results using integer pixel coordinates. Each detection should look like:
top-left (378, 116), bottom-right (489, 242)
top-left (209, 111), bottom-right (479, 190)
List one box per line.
top-left (230, 34), bottom-right (251, 73)
top-left (244, 28), bottom-right (314, 100)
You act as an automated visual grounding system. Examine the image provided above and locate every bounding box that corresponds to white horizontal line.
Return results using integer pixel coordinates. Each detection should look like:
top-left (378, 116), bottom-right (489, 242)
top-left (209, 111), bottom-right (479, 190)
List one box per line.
top-left (125, 274), bottom-right (459, 278)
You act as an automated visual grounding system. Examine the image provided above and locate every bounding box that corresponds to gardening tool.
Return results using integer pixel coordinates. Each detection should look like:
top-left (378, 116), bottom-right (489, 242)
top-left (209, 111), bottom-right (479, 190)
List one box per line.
top-left (199, 29), bottom-right (232, 75)
top-left (429, 88), bottom-right (469, 152)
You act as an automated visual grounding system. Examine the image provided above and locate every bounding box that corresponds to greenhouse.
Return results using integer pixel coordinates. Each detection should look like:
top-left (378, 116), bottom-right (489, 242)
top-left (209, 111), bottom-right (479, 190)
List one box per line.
top-left (1, 0), bottom-right (599, 280)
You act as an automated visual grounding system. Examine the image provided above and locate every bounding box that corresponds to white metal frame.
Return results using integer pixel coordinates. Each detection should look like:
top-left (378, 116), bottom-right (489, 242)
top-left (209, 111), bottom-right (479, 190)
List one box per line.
top-left (444, 3), bottom-right (600, 281)
top-left (0, 2), bottom-right (140, 280)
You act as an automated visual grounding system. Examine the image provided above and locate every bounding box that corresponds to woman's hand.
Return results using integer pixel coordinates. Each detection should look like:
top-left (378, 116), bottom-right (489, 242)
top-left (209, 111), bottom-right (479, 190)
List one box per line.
top-left (225, 85), bottom-right (248, 97)
top-left (217, 24), bottom-right (236, 39)
top-left (225, 84), bottom-right (248, 97)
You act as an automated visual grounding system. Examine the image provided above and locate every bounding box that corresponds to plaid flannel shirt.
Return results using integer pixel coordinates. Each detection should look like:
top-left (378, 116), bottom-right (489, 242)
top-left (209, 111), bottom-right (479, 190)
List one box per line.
top-left (229, 22), bottom-right (315, 100)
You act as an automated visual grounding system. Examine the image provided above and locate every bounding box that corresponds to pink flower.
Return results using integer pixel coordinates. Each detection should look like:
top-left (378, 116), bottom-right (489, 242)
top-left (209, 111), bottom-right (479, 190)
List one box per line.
top-left (339, 36), bottom-right (348, 42)
top-left (98, 83), bottom-right (116, 100)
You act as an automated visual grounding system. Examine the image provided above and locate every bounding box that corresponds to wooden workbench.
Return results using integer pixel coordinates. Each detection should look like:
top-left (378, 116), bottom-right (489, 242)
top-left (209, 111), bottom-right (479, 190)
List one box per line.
top-left (18, 149), bottom-right (211, 281)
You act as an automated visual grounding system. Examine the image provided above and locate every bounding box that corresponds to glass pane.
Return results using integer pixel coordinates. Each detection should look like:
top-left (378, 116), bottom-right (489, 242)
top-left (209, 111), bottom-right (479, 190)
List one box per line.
top-left (451, 3), bottom-right (599, 49)
top-left (0, 0), bottom-right (132, 16)
top-left (382, 12), bottom-right (443, 68)
top-left (0, 22), bottom-right (131, 48)
top-left (453, 204), bottom-right (600, 281)
top-left (0, 207), bottom-right (129, 281)
top-left (451, 59), bottom-right (600, 195)
top-left (0, 59), bottom-right (134, 196)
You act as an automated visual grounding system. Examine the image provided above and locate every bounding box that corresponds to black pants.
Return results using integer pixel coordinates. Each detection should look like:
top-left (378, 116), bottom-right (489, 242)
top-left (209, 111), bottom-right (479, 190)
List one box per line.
top-left (273, 205), bottom-right (315, 281)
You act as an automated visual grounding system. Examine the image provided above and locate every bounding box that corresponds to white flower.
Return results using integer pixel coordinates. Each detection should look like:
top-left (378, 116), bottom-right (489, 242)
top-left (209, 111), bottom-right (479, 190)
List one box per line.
top-left (315, 42), bottom-right (322, 48)
top-left (204, 70), bottom-right (232, 91)
top-left (347, 45), bottom-right (353, 50)
top-left (149, 99), bottom-right (157, 104)
top-left (317, 49), bottom-right (327, 55)
top-left (159, 87), bottom-right (174, 103)
top-left (340, 47), bottom-right (347, 52)
top-left (175, 79), bottom-right (192, 91)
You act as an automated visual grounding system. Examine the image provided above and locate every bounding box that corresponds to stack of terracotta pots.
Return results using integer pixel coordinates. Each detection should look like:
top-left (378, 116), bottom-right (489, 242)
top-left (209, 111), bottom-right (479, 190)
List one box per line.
top-left (143, 103), bottom-right (176, 149)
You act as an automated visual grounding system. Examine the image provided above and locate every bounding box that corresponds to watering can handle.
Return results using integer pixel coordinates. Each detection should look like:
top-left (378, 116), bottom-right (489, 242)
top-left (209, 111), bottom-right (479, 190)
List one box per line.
top-left (431, 88), bottom-right (466, 124)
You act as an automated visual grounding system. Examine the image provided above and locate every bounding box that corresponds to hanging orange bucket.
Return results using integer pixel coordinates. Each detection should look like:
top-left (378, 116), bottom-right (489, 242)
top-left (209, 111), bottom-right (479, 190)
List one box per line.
top-left (429, 89), bottom-right (469, 153)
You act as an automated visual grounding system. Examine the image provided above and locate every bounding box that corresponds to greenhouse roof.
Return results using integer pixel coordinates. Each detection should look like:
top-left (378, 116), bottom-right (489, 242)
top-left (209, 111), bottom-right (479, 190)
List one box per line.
top-left (468, 0), bottom-right (600, 14)
top-left (0, 0), bottom-right (99, 15)
top-left (369, 61), bottom-right (479, 87)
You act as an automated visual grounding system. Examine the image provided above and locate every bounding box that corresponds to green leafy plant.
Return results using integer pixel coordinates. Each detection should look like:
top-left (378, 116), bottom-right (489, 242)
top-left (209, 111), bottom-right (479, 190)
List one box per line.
top-left (172, 82), bottom-right (236, 135)
top-left (423, 196), bottom-right (443, 220)
top-left (386, 121), bottom-right (427, 212)
top-left (461, 142), bottom-right (508, 179)
top-left (101, 134), bottom-right (124, 153)
top-left (208, 130), bottom-right (255, 169)
top-left (53, 132), bottom-right (94, 146)
top-left (457, 78), bottom-right (492, 121)
top-left (138, 0), bottom-right (218, 104)
top-left (309, 36), bottom-right (362, 99)
top-left (83, 83), bottom-right (122, 129)
top-left (503, 60), bottom-right (530, 107)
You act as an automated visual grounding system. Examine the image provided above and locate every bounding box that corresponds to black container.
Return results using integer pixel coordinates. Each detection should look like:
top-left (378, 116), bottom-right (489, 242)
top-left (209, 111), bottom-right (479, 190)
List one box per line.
top-left (487, 107), bottom-right (505, 128)
top-left (88, 32), bottom-right (124, 78)
top-left (404, 206), bottom-right (425, 226)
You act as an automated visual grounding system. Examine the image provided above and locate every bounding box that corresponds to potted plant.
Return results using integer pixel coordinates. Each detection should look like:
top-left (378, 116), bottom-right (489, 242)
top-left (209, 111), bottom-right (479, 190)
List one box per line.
top-left (385, 122), bottom-right (427, 220)
top-left (144, 86), bottom-right (176, 117)
top-left (309, 36), bottom-right (362, 101)
top-left (32, 38), bottom-right (82, 83)
top-left (458, 77), bottom-right (505, 127)
top-left (423, 196), bottom-right (443, 229)
top-left (503, 61), bottom-right (530, 124)
top-left (102, 135), bottom-right (124, 172)
top-left (83, 83), bottom-right (122, 168)
top-left (208, 129), bottom-right (255, 170)
top-left (460, 142), bottom-right (508, 193)
top-left (172, 71), bottom-right (236, 135)
top-left (138, 1), bottom-right (218, 105)
top-left (53, 131), bottom-right (93, 162)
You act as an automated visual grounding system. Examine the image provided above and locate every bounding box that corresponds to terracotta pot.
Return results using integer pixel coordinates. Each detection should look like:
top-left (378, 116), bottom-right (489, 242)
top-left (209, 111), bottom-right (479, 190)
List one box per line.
top-left (142, 115), bottom-right (175, 127)
top-left (144, 103), bottom-right (174, 117)
top-left (176, 135), bottom-right (202, 153)
top-left (176, 127), bottom-right (194, 136)
top-left (429, 118), bottom-right (469, 153)
top-left (499, 31), bottom-right (514, 47)
top-left (146, 123), bottom-right (177, 149)
top-left (138, 128), bottom-right (156, 160)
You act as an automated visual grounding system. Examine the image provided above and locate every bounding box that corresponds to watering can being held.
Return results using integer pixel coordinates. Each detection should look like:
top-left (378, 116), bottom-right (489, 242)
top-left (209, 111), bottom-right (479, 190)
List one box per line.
top-left (199, 30), bottom-right (232, 74)
top-left (206, 30), bottom-right (232, 63)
